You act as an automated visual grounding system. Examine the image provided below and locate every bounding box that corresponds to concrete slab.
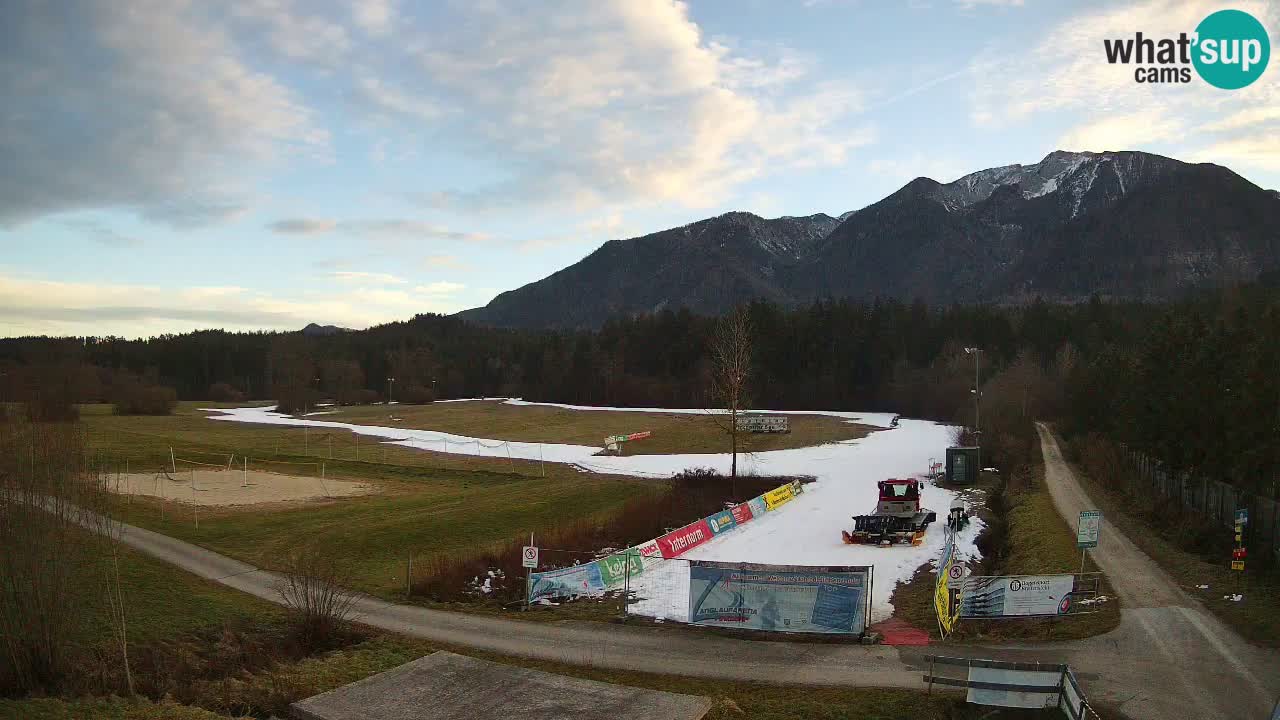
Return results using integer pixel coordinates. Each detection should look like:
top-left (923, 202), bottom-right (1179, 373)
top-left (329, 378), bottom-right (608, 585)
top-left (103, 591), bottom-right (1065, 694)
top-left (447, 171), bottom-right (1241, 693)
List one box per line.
top-left (290, 651), bottom-right (713, 720)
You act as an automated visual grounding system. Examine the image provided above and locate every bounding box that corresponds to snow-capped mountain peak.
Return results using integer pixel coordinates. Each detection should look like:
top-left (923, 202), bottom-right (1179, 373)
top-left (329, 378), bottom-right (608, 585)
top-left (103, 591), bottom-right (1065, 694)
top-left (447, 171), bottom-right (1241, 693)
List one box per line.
top-left (925, 150), bottom-right (1185, 217)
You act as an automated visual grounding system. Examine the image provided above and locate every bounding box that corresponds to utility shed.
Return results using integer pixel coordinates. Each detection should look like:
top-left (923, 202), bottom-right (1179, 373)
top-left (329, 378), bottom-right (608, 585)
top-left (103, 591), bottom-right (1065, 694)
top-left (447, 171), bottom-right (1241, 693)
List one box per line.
top-left (946, 446), bottom-right (981, 485)
top-left (290, 651), bottom-right (713, 720)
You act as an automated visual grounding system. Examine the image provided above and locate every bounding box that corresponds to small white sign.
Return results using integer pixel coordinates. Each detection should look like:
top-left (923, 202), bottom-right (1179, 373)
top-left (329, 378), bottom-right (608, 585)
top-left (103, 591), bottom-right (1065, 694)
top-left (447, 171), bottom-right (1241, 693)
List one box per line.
top-left (1076, 510), bottom-right (1101, 549)
top-left (522, 545), bottom-right (539, 569)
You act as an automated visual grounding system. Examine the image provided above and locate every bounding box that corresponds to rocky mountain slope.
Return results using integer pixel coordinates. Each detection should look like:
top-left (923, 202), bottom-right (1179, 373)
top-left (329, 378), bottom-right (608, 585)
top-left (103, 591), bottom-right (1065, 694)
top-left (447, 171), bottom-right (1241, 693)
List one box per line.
top-left (460, 151), bottom-right (1280, 328)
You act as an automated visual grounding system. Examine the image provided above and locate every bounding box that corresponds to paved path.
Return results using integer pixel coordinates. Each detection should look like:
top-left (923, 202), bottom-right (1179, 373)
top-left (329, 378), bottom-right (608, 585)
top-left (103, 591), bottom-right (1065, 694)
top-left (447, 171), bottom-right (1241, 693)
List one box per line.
top-left (98, 426), bottom-right (1280, 719)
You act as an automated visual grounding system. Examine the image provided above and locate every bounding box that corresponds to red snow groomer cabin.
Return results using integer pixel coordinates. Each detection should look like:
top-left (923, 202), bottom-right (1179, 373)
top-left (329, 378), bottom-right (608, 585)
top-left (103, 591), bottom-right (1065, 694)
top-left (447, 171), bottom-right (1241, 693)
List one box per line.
top-left (841, 478), bottom-right (937, 546)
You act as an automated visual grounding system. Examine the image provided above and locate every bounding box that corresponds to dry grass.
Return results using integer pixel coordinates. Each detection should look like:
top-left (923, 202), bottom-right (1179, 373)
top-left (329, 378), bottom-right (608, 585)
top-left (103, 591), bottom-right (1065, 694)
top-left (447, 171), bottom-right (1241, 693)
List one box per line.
top-left (891, 463), bottom-right (1121, 643)
top-left (1062, 433), bottom-right (1280, 647)
top-left (320, 399), bottom-right (874, 454)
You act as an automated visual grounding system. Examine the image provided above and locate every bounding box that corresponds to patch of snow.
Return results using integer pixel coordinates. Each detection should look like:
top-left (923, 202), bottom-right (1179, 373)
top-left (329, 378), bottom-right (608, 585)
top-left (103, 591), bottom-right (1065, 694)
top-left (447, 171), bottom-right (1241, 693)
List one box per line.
top-left (203, 404), bottom-right (980, 621)
top-left (500, 398), bottom-right (899, 429)
top-left (1223, 594), bottom-right (1244, 602)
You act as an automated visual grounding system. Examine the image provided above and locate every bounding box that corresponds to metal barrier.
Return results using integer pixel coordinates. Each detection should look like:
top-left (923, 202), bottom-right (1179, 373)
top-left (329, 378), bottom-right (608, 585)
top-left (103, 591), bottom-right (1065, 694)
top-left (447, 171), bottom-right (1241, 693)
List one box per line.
top-left (924, 655), bottom-right (1099, 719)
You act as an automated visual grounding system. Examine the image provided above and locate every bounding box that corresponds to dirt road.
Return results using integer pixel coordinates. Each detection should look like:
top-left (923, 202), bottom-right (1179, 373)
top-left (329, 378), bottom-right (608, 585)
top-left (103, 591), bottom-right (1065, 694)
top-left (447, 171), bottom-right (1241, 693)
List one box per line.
top-left (1029, 423), bottom-right (1280, 719)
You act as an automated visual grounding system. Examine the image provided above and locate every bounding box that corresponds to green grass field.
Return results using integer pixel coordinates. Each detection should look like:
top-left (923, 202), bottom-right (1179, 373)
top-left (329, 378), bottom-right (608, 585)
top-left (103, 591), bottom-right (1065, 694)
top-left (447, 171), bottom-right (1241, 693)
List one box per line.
top-left (81, 402), bottom-right (658, 600)
top-left (317, 399), bottom-right (872, 454)
top-left (2, 534), bottom-right (1099, 720)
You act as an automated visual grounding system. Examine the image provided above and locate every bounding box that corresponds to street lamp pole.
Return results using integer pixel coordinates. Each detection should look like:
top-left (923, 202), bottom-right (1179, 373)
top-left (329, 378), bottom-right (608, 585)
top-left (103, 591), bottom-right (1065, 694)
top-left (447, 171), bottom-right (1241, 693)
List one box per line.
top-left (965, 347), bottom-right (982, 472)
top-left (387, 377), bottom-right (395, 405)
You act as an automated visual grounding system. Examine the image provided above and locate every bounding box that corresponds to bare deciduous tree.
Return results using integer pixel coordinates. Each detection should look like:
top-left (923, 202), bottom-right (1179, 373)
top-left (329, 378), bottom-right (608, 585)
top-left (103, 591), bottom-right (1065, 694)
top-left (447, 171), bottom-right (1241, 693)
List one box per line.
top-left (276, 546), bottom-right (357, 651)
top-left (0, 417), bottom-right (117, 695)
top-left (707, 306), bottom-right (752, 498)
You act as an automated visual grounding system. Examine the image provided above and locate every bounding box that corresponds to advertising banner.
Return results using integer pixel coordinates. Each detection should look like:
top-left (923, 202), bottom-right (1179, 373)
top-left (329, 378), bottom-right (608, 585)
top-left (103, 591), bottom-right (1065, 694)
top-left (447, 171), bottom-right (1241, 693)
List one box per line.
top-left (688, 561), bottom-right (869, 634)
top-left (598, 549), bottom-right (642, 588)
top-left (706, 509), bottom-right (737, 534)
top-left (730, 502), bottom-right (754, 525)
top-left (934, 539), bottom-right (962, 634)
top-left (528, 562), bottom-right (605, 603)
top-left (764, 484), bottom-right (795, 510)
top-left (748, 496), bottom-right (768, 518)
top-left (960, 575), bottom-right (1075, 618)
top-left (657, 519), bottom-right (713, 558)
top-left (636, 539), bottom-right (662, 558)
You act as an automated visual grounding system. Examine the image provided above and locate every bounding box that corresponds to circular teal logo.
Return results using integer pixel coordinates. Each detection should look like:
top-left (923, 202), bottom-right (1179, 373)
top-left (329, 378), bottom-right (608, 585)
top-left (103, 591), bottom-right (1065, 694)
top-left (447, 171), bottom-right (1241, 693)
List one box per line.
top-left (1193, 10), bottom-right (1270, 89)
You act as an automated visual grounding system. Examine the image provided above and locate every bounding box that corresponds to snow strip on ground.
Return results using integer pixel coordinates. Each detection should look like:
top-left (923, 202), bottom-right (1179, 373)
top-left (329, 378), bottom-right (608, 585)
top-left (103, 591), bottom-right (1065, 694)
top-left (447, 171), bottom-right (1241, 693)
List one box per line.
top-left (203, 403), bottom-right (981, 620)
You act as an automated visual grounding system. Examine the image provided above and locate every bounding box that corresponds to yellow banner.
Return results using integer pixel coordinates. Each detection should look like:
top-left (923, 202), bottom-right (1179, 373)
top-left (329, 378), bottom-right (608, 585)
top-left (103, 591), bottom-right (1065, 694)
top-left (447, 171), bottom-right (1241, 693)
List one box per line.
top-left (764, 484), bottom-right (795, 510)
top-left (934, 549), bottom-right (962, 635)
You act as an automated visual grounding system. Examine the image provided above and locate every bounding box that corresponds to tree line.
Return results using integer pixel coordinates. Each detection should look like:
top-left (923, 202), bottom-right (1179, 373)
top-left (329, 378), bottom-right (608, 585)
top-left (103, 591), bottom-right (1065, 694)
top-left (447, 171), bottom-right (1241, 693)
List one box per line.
top-left (2, 288), bottom-right (1275, 496)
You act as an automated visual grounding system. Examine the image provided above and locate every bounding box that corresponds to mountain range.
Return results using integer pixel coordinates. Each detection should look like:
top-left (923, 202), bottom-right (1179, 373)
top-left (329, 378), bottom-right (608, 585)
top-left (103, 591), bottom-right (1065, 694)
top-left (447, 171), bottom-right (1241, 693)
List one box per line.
top-left (459, 150), bottom-right (1280, 329)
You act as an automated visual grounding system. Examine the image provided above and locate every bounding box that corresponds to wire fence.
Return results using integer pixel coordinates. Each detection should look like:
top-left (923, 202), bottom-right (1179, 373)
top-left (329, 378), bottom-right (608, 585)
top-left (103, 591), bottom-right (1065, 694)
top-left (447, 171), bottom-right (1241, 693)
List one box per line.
top-left (1121, 445), bottom-right (1280, 564)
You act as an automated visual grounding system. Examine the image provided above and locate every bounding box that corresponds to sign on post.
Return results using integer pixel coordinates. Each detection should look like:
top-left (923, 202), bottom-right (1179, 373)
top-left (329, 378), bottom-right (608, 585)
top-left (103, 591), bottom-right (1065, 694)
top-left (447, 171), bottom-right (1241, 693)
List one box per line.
top-left (1076, 511), bottom-right (1101, 549)
top-left (522, 545), bottom-right (539, 569)
top-left (1235, 508), bottom-right (1249, 526)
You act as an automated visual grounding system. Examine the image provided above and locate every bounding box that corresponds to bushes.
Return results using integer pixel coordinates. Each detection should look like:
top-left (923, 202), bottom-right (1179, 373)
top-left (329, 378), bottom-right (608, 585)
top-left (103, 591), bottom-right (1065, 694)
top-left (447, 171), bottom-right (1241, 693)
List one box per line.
top-left (0, 418), bottom-right (113, 696)
top-left (395, 384), bottom-right (435, 405)
top-left (276, 547), bottom-right (357, 653)
top-left (411, 470), bottom-right (798, 603)
top-left (206, 382), bottom-right (244, 403)
top-left (111, 375), bottom-right (177, 416)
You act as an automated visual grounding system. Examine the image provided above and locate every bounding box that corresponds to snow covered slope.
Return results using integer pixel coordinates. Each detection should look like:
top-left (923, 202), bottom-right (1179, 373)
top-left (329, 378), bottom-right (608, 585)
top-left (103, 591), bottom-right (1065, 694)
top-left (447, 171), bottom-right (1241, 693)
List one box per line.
top-left (205, 403), bottom-right (981, 619)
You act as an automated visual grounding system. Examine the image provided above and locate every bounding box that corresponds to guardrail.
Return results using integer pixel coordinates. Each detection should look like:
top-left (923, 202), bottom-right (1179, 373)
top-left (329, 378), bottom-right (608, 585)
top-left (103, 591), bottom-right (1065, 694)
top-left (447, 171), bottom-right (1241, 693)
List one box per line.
top-left (923, 655), bottom-right (1098, 719)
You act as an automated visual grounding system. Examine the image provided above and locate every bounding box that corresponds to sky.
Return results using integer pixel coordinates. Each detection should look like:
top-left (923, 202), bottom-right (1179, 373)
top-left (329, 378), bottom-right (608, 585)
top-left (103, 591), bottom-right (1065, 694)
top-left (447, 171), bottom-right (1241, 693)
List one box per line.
top-left (2, 0), bottom-right (1278, 338)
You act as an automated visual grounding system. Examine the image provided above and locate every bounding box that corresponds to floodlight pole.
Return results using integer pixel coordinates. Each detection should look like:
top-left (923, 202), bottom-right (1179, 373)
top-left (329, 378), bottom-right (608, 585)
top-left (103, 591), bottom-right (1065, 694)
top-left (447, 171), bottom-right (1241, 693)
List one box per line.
top-left (387, 377), bottom-right (395, 405)
top-left (965, 347), bottom-right (983, 472)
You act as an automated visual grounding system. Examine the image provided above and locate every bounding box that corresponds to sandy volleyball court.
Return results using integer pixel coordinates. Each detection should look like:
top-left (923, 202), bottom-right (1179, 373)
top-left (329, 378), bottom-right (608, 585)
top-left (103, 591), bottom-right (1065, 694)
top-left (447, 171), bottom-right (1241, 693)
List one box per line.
top-left (107, 469), bottom-right (375, 506)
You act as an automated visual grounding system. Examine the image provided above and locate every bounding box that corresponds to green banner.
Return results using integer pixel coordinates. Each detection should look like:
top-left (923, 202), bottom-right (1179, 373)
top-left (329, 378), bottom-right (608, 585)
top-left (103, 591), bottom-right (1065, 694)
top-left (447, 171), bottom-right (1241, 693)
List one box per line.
top-left (599, 548), bottom-right (643, 588)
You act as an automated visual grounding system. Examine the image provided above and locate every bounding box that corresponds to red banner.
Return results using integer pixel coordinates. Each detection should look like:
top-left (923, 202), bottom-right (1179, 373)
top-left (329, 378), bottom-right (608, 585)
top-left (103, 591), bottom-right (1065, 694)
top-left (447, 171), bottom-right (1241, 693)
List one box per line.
top-left (730, 502), bottom-right (754, 525)
top-left (637, 539), bottom-right (662, 558)
top-left (657, 519), bottom-right (713, 558)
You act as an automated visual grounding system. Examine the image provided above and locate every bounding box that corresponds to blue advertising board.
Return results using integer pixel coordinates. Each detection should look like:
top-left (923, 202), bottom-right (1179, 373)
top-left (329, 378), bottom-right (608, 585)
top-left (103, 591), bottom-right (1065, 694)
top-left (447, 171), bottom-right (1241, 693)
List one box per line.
top-left (688, 561), bottom-right (870, 634)
top-left (706, 509), bottom-right (737, 534)
top-left (747, 496), bottom-right (768, 518)
top-left (528, 562), bottom-right (605, 603)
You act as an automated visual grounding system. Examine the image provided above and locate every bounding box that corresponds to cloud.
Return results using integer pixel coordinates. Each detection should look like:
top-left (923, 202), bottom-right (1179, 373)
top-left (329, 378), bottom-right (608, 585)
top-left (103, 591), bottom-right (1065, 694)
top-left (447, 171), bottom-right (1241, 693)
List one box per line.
top-left (1191, 137), bottom-right (1280, 173)
top-left (956, 0), bottom-right (1024, 8)
top-left (420, 254), bottom-right (469, 270)
top-left (268, 218), bottom-right (490, 242)
top-left (868, 153), bottom-right (969, 186)
top-left (271, 218), bottom-right (339, 234)
top-left (63, 219), bottom-right (144, 248)
top-left (352, 0), bottom-right (395, 35)
top-left (329, 271), bottom-right (407, 284)
top-left (0, 270), bottom-right (470, 338)
top-left (967, 0), bottom-right (1280, 175)
top-left (403, 0), bottom-right (868, 212)
top-left (229, 0), bottom-right (352, 62)
top-left (0, 0), bottom-right (325, 228)
top-left (1058, 110), bottom-right (1185, 153)
top-left (414, 282), bottom-right (466, 295)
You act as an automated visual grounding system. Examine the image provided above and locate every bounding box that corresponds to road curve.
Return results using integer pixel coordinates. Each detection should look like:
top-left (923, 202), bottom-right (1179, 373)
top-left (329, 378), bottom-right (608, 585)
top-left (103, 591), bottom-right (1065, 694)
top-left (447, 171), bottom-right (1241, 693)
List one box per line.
top-left (92, 428), bottom-right (1280, 719)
